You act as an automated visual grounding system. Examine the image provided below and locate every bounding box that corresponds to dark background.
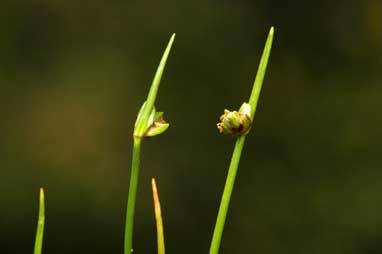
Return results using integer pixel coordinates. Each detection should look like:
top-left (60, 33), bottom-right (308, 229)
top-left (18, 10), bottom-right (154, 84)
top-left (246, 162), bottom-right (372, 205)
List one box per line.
top-left (1, 0), bottom-right (381, 253)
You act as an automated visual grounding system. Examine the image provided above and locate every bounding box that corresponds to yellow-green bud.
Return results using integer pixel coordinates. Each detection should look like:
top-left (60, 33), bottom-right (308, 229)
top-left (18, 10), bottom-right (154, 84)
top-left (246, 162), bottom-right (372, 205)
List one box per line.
top-left (217, 102), bottom-right (252, 136)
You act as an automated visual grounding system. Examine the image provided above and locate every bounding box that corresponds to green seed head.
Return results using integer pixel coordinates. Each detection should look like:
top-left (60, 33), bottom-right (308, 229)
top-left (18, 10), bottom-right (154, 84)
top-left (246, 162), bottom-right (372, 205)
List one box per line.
top-left (217, 103), bottom-right (252, 136)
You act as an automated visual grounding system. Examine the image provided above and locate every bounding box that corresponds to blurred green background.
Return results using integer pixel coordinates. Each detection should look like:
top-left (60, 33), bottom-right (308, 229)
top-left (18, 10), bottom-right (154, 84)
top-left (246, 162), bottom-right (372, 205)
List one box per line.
top-left (1, 0), bottom-right (381, 253)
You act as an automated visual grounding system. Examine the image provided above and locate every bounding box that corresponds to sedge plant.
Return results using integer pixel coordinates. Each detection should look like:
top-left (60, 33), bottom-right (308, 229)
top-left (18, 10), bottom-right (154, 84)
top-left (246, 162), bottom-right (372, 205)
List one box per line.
top-left (124, 33), bottom-right (175, 254)
top-left (27, 28), bottom-right (273, 254)
top-left (209, 27), bottom-right (274, 254)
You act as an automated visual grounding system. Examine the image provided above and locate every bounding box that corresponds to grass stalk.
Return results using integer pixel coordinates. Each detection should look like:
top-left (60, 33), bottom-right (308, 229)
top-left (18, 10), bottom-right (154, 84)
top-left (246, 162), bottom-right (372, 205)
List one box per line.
top-left (124, 34), bottom-right (175, 254)
top-left (209, 27), bottom-right (274, 254)
top-left (124, 137), bottom-right (142, 254)
top-left (34, 188), bottom-right (45, 254)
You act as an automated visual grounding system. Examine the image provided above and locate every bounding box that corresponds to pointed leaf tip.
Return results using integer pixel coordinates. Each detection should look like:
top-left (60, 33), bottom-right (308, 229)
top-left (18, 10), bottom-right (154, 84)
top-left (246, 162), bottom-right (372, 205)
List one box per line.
top-left (34, 187), bottom-right (45, 254)
top-left (151, 178), bottom-right (165, 254)
top-left (168, 33), bottom-right (176, 46)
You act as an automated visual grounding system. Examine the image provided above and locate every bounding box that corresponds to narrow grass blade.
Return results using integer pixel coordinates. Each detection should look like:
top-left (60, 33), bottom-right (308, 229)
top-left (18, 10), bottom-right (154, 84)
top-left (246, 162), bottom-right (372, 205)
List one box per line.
top-left (34, 188), bottom-right (45, 254)
top-left (209, 27), bottom-right (274, 254)
top-left (152, 178), bottom-right (165, 254)
top-left (248, 26), bottom-right (274, 118)
top-left (134, 33), bottom-right (176, 137)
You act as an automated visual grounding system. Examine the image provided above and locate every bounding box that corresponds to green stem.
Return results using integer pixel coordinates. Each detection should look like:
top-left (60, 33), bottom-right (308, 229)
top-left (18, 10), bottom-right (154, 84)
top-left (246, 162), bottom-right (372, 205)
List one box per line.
top-left (209, 136), bottom-right (246, 254)
top-left (34, 188), bottom-right (45, 254)
top-left (124, 137), bottom-right (142, 254)
top-left (248, 27), bottom-right (274, 118)
top-left (209, 27), bottom-right (274, 254)
top-left (123, 33), bottom-right (175, 254)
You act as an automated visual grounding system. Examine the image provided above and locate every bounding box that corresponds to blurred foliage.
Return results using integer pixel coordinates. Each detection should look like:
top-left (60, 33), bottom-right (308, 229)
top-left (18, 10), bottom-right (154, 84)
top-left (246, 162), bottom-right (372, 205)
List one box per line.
top-left (0, 0), bottom-right (381, 253)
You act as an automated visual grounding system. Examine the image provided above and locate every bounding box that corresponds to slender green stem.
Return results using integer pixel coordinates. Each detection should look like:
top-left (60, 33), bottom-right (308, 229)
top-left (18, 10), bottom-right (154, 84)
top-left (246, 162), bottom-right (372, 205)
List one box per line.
top-left (124, 34), bottom-right (175, 254)
top-left (209, 136), bottom-right (246, 254)
top-left (34, 188), bottom-right (45, 254)
top-left (151, 178), bottom-right (165, 254)
top-left (124, 138), bottom-right (141, 254)
top-left (209, 27), bottom-right (274, 254)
